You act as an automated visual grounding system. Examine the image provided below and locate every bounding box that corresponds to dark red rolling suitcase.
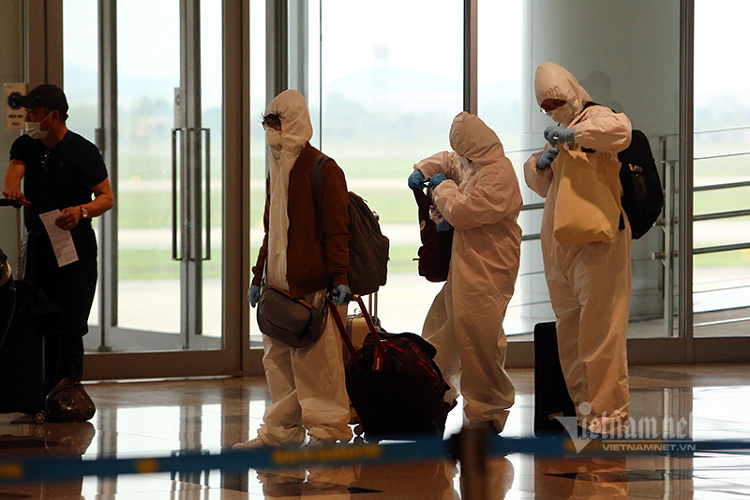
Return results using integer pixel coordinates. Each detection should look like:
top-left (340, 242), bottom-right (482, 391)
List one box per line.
top-left (329, 295), bottom-right (451, 441)
top-left (533, 321), bottom-right (576, 436)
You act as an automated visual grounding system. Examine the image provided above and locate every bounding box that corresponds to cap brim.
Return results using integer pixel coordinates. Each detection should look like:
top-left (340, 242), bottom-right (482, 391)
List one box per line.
top-left (12, 95), bottom-right (42, 109)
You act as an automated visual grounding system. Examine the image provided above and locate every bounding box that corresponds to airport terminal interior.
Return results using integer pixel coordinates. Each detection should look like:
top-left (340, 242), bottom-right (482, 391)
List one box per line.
top-left (2, 0), bottom-right (750, 497)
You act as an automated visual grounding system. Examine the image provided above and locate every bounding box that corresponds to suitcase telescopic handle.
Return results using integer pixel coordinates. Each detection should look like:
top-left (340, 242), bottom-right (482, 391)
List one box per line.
top-left (0, 199), bottom-right (23, 208)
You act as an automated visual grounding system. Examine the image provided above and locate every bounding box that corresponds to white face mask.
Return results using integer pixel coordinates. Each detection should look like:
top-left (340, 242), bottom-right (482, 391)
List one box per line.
top-left (266, 128), bottom-right (283, 150)
top-left (547, 102), bottom-right (577, 125)
top-left (25, 113), bottom-right (52, 140)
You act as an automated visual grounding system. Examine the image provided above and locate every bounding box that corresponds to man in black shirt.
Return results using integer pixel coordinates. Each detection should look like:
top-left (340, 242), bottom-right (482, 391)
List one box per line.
top-left (3, 84), bottom-right (114, 387)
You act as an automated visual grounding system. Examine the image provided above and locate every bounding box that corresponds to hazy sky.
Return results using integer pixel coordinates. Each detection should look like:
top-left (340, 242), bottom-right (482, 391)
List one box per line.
top-left (62, 0), bottom-right (744, 107)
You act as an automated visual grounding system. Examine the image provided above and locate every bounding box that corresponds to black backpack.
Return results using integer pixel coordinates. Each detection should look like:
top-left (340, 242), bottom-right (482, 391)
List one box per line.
top-left (617, 129), bottom-right (664, 239)
top-left (311, 154), bottom-right (389, 296)
top-left (583, 103), bottom-right (664, 239)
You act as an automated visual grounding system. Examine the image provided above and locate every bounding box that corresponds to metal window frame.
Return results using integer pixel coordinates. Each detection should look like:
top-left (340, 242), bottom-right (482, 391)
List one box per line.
top-left (679, 0), bottom-right (695, 360)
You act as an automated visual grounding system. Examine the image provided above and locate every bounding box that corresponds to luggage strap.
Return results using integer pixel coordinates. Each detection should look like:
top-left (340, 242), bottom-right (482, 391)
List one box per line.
top-left (327, 295), bottom-right (392, 373)
top-left (327, 300), bottom-right (364, 372)
top-left (354, 295), bottom-right (391, 373)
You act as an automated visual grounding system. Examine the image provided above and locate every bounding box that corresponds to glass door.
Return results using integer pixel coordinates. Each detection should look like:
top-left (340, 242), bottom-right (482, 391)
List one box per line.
top-left (64, 0), bottom-right (238, 378)
top-left (115, 0), bottom-right (183, 340)
top-left (108, 0), bottom-right (221, 351)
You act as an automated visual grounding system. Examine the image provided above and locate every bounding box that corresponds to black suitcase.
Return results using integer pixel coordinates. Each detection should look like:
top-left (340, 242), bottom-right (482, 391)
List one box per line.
top-left (0, 257), bottom-right (14, 345)
top-left (329, 295), bottom-right (451, 441)
top-left (0, 279), bottom-right (58, 421)
top-left (0, 199), bottom-right (57, 423)
top-left (0, 199), bottom-right (20, 345)
top-left (533, 321), bottom-right (576, 436)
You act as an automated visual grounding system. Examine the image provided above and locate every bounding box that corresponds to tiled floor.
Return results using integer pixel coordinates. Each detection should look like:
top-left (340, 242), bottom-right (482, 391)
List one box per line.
top-left (1, 364), bottom-right (750, 498)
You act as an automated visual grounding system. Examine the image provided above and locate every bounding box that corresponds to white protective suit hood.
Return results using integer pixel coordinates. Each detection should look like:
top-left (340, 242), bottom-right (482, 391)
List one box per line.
top-left (534, 62), bottom-right (592, 126)
top-left (449, 111), bottom-right (505, 168)
top-left (264, 89), bottom-right (313, 289)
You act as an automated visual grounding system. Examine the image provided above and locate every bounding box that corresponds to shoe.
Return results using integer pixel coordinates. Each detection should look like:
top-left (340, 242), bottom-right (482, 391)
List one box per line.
top-left (232, 437), bottom-right (266, 450)
top-left (306, 436), bottom-right (336, 447)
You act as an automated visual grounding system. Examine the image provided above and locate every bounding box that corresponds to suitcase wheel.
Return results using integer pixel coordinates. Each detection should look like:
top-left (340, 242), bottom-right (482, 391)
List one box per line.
top-left (33, 411), bottom-right (46, 424)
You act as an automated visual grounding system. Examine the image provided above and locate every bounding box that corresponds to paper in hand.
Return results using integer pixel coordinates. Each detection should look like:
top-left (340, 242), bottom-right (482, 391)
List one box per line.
top-left (38, 210), bottom-right (79, 267)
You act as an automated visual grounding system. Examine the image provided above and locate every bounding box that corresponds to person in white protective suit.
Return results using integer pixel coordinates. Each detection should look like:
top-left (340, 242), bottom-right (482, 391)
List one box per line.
top-left (408, 111), bottom-right (522, 432)
top-left (524, 62), bottom-right (633, 436)
top-left (233, 89), bottom-right (353, 449)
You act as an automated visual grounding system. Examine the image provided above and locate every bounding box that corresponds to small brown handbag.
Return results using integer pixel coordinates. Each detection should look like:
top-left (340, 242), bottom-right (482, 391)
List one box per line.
top-left (256, 285), bottom-right (326, 348)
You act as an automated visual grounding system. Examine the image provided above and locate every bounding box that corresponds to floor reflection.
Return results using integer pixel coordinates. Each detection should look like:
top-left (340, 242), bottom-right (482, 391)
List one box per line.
top-left (0, 365), bottom-right (749, 498)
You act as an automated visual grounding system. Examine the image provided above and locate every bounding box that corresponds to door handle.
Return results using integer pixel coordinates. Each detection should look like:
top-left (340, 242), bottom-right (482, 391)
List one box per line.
top-left (172, 127), bottom-right (211, 262)
top-left (202, 127), bottom-right (211, 261)
top-left (171, 128), bottom-right (184, 261)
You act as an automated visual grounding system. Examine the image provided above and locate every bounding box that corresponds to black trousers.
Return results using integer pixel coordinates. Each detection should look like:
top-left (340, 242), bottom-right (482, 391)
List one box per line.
top-left (26, 226), bottom-right (98, 386)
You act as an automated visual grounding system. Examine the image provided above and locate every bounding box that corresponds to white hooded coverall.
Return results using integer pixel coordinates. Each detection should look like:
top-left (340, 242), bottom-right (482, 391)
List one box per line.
top-left (256, 89), bottom-right (352, 446)
top-left (524, 62), bottom-right (632, 434)
top-left (415, 111), bottom-right (522, 432)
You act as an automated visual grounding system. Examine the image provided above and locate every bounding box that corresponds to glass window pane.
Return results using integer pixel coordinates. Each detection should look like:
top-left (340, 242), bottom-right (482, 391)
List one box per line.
top-left (63, 0), bottom-right (99, 327)
top-left (478, 1), bottom-right (529, 338)
top-left (317, 0), bottom-right (463, 335)
top-left (483, 1), bottom-right (682, 339)
top-left (200, 0), bottom-right (224, 338)
top-left (116, 0), bottom-right (181, 333)
top-left (248, 0), bottom-right (267, 347)
top-left (63, 0), bottom-right (98, 144)
top-left (694, 0), bottom-right (750, 337)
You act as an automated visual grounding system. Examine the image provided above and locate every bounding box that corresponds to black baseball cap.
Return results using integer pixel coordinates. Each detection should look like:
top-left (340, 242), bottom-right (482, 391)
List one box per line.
top-left (13, 84), bottom-right (69, 120)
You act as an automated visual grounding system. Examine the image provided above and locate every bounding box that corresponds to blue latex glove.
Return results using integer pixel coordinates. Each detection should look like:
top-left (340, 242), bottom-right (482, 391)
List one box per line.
top-left (429, 173), bottom-right (448, 188)
top-left (544, 126), bottom-right (575, 146)
top-left (333, 284), bottom-right (352, 306)
top-left (247, 284), bottom-right (261, 308)
top-left (435, 219), bottom-right (453, 232)
top-left (536, 147), bottom-right (559, 170)
top-left (408, 170), bottom-right (426, 190)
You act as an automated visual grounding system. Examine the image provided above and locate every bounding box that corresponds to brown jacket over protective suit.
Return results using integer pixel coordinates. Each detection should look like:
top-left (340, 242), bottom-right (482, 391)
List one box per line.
top-left (251, 141), bottom-right (350, 298)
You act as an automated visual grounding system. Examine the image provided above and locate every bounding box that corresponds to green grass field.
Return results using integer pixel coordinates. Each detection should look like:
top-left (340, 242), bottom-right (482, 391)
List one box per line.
top-left (111, 143), bottom-right (750, 280)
